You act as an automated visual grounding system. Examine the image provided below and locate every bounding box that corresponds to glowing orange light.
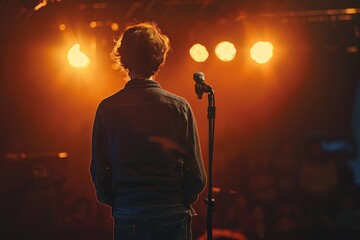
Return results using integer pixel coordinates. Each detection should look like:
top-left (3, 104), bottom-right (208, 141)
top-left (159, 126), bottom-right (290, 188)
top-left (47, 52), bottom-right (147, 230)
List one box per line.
top-left (189, 44), bottom-right (209, 62)
top-left (58, 152), bottom-right (68, 158)
top-left (250, 41), bottom-right (274, 64)
top-left (345, 8), bottom-right (357, 14)
top-left (212, 187), bottom-right (221, 193)
top-left (67, 44), bottom-right (90, 68)
top-left (90, 21), bottom-right (97, 28)
top-left (59, 24), bottom-right (66, 31)
top-left (111, 22), bottom-right (119, 31)
top-left (34, 0), bottom-right (47, 11)
top-left (347, 46), bottom-right (358, 53)
top-left (215, 41), bottom-right (236, 62)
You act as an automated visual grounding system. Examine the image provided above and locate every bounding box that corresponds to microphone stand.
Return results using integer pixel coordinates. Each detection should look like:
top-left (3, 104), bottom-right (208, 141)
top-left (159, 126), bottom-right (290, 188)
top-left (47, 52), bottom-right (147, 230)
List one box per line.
top-left (195, 83), bottom-right (216, 240)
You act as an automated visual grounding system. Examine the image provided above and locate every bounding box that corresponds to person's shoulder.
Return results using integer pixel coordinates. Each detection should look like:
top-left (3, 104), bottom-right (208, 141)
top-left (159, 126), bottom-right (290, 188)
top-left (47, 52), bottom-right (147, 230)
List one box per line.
top-left (159, 89), bottom-right (191, 107)
top-left (156, 87), bottom-right (188, 104)
top-left (97, 90), bottom-right (122, 109)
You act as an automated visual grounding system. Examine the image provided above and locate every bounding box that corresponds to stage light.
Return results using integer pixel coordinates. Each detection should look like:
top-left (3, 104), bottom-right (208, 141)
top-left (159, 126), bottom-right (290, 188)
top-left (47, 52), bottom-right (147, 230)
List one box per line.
top-left (34, 0), bottom-right (47, 11)
top-left (111, 22), bottom-right (119, 31)
top-left (215, 41), bottom-right (236, 62)
top-left (67, 44), bottom-right (90, 68)
top-left (59, 24), bottom-right (66, 31)
top-left (189, 43), bottom-right (209, 62)
top-left (250, 41), bottom-right (274, 64)
top-left (58, 152), bottom-right (68, 158)
top-left (345, 8), bottom-right (357, 14)
top-left (90, 21), bottom-right (97, 28)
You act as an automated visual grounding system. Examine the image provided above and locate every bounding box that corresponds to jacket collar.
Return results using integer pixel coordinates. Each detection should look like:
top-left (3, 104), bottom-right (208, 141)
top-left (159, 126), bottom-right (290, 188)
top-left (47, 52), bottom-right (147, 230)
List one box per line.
top-left (124, 79), bottom-right (161, 89)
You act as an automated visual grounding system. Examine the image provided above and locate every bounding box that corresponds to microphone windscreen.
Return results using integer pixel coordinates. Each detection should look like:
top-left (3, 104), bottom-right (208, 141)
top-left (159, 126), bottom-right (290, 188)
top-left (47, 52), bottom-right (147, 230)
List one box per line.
top-left (193, 72), bottom-right (205, 84)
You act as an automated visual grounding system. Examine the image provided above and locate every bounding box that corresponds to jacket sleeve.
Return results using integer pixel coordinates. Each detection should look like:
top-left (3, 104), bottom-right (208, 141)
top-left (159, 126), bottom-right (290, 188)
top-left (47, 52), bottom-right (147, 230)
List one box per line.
top-left (90, 106), bottom-right (113, 206)
top-left (182, 103), bottom-right (207, 206)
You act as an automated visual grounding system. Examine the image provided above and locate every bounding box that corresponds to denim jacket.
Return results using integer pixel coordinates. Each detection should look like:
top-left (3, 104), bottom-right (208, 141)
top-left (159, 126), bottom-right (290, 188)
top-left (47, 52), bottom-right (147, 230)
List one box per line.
top-left (90, 79), bottom-right (206, 209)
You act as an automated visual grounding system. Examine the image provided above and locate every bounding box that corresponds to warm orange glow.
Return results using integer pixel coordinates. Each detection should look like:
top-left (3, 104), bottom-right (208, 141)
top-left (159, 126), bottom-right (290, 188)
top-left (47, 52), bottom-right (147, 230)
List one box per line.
top-left (345, 8), bottom-right (357, 14)
top-left (34, 0), bottom-right (47, 11)
top-left (59, 24), bottom-right (66, 31)
top-left (90, 21), bottom-right (97, 28)
top-left (58, 152), bottom-right (68, 158)
top-left (347, 46), bottom-right (358, 53)
top-left (212, 187), bottom-right (221, 193)
top-left (189, 43), bottom-right (209, 62)
top-left (250, 41), bottom-right (274, 64)
top-left (67, 44), bottom-right (90, 68)
top-left (215, 41), bottom-right (236, 62)
top-left (111, 22), bottom-right (119, 31)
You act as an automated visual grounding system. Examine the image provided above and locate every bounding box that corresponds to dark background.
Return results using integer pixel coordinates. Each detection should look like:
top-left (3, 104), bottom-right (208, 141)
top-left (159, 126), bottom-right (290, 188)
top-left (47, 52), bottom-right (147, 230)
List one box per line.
top-left (1, 0), bottom-right (360, 239)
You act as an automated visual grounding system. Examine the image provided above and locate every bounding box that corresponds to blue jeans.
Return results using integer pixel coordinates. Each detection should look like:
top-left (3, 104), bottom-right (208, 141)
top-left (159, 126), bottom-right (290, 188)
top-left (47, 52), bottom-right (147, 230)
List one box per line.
top-left (114, 213), bottom-right (192, 240)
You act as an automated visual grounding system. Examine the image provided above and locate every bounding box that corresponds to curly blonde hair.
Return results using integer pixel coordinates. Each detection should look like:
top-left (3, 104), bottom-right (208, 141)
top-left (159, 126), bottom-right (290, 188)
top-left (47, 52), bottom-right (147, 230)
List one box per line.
top-left (111, 22), bottom-right (171, 78)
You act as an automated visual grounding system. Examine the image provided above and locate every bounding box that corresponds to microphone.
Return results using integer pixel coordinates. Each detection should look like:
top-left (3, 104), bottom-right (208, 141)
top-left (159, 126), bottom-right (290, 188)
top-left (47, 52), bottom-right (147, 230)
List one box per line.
top-left (193, 72), bottom-right (205, 84)
top-left (193, 72), bottom-right (212, 99)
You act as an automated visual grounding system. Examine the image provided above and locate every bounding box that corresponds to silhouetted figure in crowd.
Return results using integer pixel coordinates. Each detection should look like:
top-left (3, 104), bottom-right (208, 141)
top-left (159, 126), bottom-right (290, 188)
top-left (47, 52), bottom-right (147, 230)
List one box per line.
top-left (299, 142), bottom-right (337, 234)
top-left (335, 194), bottom-right (360, 232)
top-left (250, 152), bottom-right (278, 216)
top-left (273, 142), bottom-right (300, 203)
top-left (333, 155), bottom-right (356, 197)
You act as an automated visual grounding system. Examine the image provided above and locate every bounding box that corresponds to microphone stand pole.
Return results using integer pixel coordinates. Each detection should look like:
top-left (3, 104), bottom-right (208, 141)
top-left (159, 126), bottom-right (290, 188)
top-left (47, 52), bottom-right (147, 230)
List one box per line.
top-left (206, 90), bottom-right (215, 240)
top-left (195, 83), bottom-right (216, 240)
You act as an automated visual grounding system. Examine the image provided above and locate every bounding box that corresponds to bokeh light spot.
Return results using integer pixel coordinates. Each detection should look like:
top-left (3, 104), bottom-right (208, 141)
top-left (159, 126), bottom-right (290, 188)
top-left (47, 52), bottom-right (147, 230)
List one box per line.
top-left (215, 41), bottom-right (236, 62)
top-left (67, 44), bottom-right (90, 68)
top-left (58, 152), bottom-right (68, 158)
top-left (189, 43), bottom-right (209, 62)
top-left (111, 22), bottom-right (119, 31)
top-left (90, 21), bottom-right (97, 28)
top-left (250, 41), bottom-right (274, 64)
top-left (59, 24), bottom-right (66, 31)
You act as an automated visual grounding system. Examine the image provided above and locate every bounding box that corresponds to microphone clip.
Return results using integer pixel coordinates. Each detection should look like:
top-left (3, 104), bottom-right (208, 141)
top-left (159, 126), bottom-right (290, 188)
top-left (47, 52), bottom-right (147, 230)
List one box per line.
top-left (194, 83), bottom-right (212, 99)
